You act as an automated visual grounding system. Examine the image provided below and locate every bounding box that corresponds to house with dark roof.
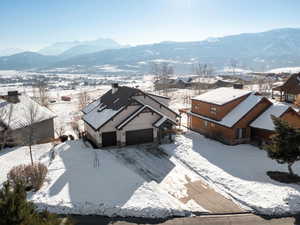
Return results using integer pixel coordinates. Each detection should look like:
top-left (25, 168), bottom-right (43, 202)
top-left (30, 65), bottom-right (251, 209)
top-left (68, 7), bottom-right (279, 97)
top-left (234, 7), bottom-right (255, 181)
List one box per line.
top-left (187, 87), bottom-right (300, 145)
top-left (82, 84), bottom-right (179, 147)
top-left (272, 73), bottom-right (300, 103)
top-left (0, 91), bottom-right (56, 146)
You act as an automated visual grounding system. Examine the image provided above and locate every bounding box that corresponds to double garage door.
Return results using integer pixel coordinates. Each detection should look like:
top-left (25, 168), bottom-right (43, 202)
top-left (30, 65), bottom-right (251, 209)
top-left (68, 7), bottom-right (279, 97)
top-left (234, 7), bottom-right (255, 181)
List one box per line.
top-left (102, 129), bottom-right (154, 146)
top-left (126, 128), bottom-right (153, 145)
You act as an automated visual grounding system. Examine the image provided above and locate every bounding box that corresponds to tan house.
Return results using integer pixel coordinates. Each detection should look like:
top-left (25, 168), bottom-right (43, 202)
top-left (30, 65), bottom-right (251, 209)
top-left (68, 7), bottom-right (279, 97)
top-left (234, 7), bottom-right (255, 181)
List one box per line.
top-left (82, 84), bottom-right (179, 147)
top-left (188, 87), bottom-right (300, 145)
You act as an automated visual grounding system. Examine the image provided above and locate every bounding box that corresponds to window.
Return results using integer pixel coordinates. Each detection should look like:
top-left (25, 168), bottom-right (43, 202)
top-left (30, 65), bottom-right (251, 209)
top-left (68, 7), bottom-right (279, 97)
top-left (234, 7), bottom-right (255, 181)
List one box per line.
top-left (194, 104), bottom-right (200, 110)
top-left (236, 128), bottom-right (246, 139)
top-left (204, 121), bottom-right (208, 127)
top-left (210, 106), bottom-right (217, 115)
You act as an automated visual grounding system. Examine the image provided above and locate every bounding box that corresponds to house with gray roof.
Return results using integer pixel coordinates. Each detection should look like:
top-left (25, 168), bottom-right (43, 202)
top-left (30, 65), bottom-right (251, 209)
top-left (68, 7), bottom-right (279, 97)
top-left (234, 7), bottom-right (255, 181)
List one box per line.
top-left (82, 84), bottom-right (179, 147)
top-left (0, 91), bottom-right (56, 147)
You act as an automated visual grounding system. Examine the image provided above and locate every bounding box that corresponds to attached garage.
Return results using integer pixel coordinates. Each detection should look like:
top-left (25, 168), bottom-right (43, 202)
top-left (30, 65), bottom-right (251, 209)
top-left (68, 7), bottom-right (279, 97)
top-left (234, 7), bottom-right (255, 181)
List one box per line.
top-left (102, 131), bottom-right (117, 147)
top-left (126, 128), bottom-right (153, 145)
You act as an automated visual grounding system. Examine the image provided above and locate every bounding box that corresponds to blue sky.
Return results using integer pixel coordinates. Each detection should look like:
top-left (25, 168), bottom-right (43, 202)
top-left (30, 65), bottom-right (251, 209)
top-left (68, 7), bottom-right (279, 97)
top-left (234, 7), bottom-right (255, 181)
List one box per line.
top-left (1, 0), bottom-right (300, 50)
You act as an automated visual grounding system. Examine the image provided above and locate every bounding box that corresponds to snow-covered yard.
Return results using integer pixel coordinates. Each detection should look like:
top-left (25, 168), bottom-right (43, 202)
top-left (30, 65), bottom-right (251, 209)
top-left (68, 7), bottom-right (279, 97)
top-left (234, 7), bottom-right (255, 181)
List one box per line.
top-left (161, 131), bottom-right (300, 216)
top-left (27, 141), bottom-right (208, 218)
top-left (0, 143), bottom-right (53, 185)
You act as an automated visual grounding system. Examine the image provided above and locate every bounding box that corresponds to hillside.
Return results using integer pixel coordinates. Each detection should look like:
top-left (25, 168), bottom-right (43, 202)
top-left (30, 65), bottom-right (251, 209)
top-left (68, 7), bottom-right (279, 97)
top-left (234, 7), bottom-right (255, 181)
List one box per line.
top-left (0, 52), bottom-right (59, 70)
top-left (1, 28), bottom-right (300, 72)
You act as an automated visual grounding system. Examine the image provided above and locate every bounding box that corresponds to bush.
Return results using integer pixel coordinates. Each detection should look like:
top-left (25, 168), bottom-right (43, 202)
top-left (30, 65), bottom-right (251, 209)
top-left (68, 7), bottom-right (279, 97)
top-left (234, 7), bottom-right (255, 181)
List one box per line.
top-left (0, 182), bottom-right (73, 225)
top-left (59, 135), bottom-right (68, 142)
top-left (8, 163), bottom-right (48, 192)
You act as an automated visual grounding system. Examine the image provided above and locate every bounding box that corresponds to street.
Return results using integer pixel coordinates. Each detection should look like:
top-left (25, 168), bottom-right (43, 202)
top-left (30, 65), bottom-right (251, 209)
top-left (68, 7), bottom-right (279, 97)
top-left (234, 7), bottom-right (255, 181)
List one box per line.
top-left (69, 214), bottom-right (300, 225)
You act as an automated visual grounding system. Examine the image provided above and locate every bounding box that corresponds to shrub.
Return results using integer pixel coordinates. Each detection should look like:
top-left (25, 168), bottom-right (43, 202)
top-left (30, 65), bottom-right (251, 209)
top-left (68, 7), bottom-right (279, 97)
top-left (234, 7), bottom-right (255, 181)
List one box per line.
top-left (8, 163), bottom-right (48, 192)
top-left (59, 135), bottom-right (68, 142)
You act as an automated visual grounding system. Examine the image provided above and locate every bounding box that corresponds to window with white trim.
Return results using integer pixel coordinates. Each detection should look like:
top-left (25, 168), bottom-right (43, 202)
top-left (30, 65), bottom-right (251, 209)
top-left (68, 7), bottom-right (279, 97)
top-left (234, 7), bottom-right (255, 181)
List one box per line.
top-left (210, 106), bottom-right (217, 115)
top-left (204, 121), bottom-right (208, 127)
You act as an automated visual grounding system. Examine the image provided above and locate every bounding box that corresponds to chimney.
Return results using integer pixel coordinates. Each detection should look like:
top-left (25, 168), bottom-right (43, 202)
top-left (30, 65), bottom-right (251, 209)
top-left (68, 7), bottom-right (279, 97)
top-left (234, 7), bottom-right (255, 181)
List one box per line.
top-left (7, 91), bottom-right (20, 103)
top-left (112, 83), bottom-right (119, 94)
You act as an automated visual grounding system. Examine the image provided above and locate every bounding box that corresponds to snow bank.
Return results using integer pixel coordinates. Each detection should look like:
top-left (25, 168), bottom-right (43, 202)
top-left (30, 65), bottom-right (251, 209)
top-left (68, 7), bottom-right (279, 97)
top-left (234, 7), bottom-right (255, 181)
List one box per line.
top-left (29, 141), bottom-right (205, 218)
top-left (161, 132), bottom-right (300, 216)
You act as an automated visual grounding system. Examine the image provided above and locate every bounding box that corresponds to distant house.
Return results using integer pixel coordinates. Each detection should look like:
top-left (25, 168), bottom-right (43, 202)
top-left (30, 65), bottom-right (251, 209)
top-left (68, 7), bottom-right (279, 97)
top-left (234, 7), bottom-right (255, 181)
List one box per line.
top-left (0, 91), bottom-right (56, 146)
top-left (187, 87), bottom-right (300, 145)
top-left (154, 77), bottom-right (192, 90)
top-left (82, 84), bottom-right (179, 147)
top-left (272, 73), bottom-right (300, 103)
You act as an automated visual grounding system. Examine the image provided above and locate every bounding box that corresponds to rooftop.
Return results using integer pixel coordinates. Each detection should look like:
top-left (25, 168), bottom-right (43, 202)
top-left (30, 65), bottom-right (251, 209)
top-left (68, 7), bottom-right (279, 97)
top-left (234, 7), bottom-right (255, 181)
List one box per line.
top-left (250, 101), bottom-right (290, 131)
top-left (189, 94), bottom-right (266, 128)
top-left (192, 87), bottom-right (252, 105)
top-left (0, 95), bottom-right (56, 130)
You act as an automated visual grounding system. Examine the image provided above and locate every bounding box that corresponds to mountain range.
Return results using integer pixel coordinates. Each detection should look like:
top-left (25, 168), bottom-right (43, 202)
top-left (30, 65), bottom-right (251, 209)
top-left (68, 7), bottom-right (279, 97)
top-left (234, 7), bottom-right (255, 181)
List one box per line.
top-left (1, 28), bottom-right (300, 73)
top-left (38, 38), bottom-right (122, 57)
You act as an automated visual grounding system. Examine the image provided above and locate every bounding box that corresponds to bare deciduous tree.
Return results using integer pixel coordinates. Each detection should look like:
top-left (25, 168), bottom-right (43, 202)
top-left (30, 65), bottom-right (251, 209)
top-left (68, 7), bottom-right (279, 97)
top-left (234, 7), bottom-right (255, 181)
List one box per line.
top-left (192, 63), bottom-right (214, 94)
top-left (21, 102), bottom-right (39, 165)
top-left (230, 58), bottom-right (238, 76)
top-left (78, 90), bottom-right (90, 111)
top-left (54, 119), bottom-right (66, 138)
top-left (33, 80), bottom-right (49, 108)
top-left (150, 62), bottom-right (174, 96)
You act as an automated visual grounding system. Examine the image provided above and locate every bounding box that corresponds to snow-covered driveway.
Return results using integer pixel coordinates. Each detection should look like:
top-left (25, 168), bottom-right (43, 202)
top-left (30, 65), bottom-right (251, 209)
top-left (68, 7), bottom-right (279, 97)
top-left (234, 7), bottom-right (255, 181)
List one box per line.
top-left (28, 141), bottom-right (209, 218)
top-left (161, 131), bottom-right (300, 216)
top-left (108, 144), bottom-right (243, 214)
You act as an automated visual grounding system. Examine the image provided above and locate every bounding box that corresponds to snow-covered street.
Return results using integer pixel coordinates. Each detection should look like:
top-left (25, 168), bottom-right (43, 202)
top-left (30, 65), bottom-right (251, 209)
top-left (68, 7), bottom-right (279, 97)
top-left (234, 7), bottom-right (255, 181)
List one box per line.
top-left (161, 131), bottom-right (300, 216)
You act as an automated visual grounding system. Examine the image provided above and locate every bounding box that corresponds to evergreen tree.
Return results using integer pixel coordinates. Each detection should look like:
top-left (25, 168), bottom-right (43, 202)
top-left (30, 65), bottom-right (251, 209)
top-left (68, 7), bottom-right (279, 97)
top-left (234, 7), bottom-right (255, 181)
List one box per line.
top-left (0, 182), bottom-right (71, 225)
top-left (265, 116), bottom-right (300, 176)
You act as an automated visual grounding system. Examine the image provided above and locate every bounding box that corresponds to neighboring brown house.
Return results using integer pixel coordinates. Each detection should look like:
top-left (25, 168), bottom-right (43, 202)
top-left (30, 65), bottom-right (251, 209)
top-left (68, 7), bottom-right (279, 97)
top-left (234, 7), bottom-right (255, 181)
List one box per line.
top-left (272, 73), bottom-right (300, 103)
top-left (250, 102), bottom-right (300, 144)
top-left (187, 87), bottom-right (300, 145)
top-left (0, 91), bottom-right (56, 146)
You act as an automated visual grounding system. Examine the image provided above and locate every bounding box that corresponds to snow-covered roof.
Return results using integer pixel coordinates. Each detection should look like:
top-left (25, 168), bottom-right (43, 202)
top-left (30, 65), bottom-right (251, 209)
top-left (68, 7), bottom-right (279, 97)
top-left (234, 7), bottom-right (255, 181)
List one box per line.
top-left (82, 107), bottom-right (122, 130)
top-left (189, 94), bottom-right (266, 128)
top-left (250, 102), bottom-right (290, 131)
top-left (192, 87), bottom-right (252, 105)
top-left (0, 95), bottom-right (56, 130)
top-left (82, 85), bottom-right (178, 130)
top-left (82, 99), bottom-right (102, 114)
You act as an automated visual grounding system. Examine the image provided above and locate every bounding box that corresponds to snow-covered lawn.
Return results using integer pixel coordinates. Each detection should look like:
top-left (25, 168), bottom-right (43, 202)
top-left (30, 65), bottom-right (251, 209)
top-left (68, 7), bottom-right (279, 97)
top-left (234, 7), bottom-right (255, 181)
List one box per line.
top-left (0, 143), bottom-right (53, 185)
top-left (28, 141), bottom-right (208, 218)
top-left (161, 131), bottom-right (300, 216)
